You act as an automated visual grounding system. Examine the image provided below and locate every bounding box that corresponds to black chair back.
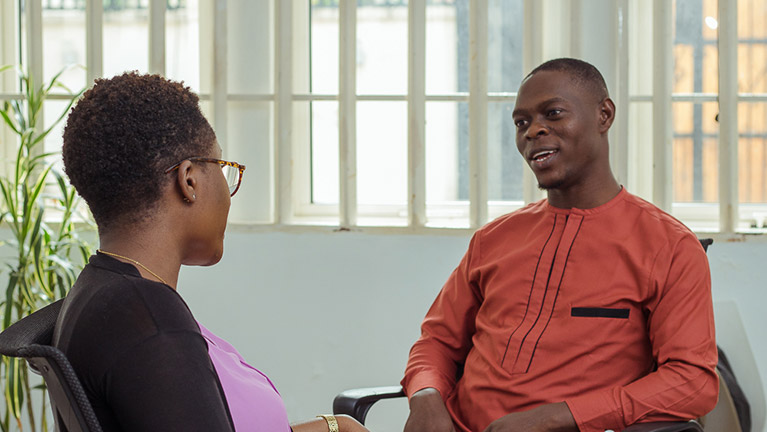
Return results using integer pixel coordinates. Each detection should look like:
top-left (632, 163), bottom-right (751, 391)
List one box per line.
top-left (0, 299), bottom-right (103, 432)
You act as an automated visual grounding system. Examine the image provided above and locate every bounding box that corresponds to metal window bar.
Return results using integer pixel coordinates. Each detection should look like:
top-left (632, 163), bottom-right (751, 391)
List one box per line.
top-left (718, 0), bottom-right (738, 233)
top-left (275, 0), bottom-right (293, 224)
top-left (149, 0), bottom-right (166, 75)
top-left (652, 0), bottom-right (673, 212)
top-left (468, 0), bottom-right (488, 229)
top-left (613, 0), bottom-right (630, 189)
top-left (522, 0), bottom-right (543, 207)
top-left (339, 0), bottom-right (357, 228)
top-left (85, 0), bottom-right (103, 83)
top-left (211, 0), bottom-right (228, 155)
top-left (26, 0), bottom-right (43, 136)
top-left (408, 0), bottom-right (426, 227)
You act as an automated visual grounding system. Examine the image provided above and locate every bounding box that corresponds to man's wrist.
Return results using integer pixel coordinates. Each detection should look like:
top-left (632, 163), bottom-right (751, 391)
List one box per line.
top-left (409, 387), bottom-right (443, 405)
top-left (541, 402), bottom-right (578, 432)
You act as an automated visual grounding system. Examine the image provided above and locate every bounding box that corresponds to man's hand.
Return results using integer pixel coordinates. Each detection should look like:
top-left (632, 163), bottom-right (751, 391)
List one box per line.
top-left (483, 402), bottom-right (578, 432)
top-left (403, 388), bottom-right (456, 432)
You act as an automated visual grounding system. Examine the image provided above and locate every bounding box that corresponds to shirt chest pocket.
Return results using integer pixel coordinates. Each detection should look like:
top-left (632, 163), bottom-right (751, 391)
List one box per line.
top-left (570, 307), bottom-right (630, 319)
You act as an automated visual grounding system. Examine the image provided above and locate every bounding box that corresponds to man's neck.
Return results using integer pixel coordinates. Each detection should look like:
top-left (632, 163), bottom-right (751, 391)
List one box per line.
top-left (546, 177), bottom-right (622, 210)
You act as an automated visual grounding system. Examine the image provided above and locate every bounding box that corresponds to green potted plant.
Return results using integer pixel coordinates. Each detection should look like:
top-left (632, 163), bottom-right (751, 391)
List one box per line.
top-left (0, 65), bottom-right (93, 432)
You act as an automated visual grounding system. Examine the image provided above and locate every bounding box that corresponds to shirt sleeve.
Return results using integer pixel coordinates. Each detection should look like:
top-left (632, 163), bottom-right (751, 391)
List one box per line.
top-left (565, 235), bottom-right (719, 432)
top-left (401, 233), bottom-right (484, 401)
top-left (105, 329), bottom-right (235, 432)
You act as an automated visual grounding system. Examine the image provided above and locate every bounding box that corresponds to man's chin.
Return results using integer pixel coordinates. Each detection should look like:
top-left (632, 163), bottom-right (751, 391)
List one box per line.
top-left (537, 180), bottom-right (564, 191)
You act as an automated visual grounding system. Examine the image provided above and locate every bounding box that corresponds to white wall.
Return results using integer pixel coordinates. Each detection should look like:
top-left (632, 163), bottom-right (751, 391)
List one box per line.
top-left (179, 229), bottom-right (767, 432)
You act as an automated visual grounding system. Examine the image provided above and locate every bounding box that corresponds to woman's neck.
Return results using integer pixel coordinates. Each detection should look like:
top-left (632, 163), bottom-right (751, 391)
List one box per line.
top-left (98, 225), bottom-right (182, 289)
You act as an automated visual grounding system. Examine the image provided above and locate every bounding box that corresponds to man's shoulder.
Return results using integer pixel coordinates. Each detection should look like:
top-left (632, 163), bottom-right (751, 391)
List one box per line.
top-left (478, 199), bottom-right (549, 234)
top-left (621, 191), bottom-right (697, 241)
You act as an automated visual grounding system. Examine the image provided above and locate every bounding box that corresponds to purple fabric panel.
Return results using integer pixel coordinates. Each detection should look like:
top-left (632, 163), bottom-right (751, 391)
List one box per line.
top-left (198, 322), bottom-right (291, 432)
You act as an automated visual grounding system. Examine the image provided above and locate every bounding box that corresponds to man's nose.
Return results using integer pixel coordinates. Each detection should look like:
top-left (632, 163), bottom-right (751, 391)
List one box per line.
top-left (525, 118), bottom-right (549, 139)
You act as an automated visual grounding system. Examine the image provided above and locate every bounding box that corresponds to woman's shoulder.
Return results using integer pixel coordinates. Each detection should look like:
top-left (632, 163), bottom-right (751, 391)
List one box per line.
top-left (60, 262), bottom-right (200, 344)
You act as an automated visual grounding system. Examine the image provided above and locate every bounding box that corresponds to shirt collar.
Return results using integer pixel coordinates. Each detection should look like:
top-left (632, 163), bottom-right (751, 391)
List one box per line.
top-left (544, 186), bottom-right (628, 216)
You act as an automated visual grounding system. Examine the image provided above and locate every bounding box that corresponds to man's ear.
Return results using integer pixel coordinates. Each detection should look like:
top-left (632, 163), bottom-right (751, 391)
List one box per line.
top-left (597, 97), bottom-right (616, 133)
top-left (175, 160), bottom-right (197, 203)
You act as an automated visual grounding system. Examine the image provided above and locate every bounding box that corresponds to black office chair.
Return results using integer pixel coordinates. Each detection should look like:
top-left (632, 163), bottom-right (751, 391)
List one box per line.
top-left (334, 239), bottom-right (718, 432)
top-left (0, 299), bottom-right (103, 432)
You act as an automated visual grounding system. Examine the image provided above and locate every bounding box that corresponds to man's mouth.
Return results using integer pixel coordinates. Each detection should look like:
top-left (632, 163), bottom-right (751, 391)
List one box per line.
top-left (531, 149), bottom-right (558, 163)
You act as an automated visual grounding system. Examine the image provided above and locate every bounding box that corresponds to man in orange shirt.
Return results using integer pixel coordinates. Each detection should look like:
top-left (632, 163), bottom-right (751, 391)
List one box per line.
top-left (401, 58), bottom-right (719, 432)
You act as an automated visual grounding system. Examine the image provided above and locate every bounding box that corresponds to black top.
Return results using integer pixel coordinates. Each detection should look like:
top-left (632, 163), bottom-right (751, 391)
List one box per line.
top-left (53, 253), bottom-right (235, 431)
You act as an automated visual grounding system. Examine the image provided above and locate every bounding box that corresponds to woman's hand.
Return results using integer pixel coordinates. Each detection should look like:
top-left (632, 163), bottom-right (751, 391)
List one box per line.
top-left (337, 414), bottom-right (370, 432)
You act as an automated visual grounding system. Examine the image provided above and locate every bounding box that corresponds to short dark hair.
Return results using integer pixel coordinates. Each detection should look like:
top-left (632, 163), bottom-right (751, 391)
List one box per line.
top-left (526, 57), bottom-right (609, 101)
top-left (62, 72), bottom-right (215, 230)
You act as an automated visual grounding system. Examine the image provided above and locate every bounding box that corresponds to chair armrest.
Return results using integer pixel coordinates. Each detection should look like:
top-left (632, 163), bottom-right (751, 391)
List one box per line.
top-left (333, 386), bottom-right (406, 424)
top-left (622, 420), bottom-right (703, 432)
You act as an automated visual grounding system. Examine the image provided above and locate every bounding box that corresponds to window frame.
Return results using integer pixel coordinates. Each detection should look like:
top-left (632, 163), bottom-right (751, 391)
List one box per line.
top-left (1, 0), bottom-right (765, 236)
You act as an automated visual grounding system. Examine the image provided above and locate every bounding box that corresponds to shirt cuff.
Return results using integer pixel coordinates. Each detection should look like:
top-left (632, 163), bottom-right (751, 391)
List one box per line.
top-left (401, 370), bottom-right (454, 402)
top-left (566, 389), bottom-right (625, 432)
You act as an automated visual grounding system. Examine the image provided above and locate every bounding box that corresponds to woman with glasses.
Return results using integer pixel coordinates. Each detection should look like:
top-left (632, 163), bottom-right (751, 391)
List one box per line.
top-left (54, 72), bottom-right (367, 432)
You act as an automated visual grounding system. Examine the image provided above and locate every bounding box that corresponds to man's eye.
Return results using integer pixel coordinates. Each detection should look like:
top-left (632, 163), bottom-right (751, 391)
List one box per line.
top-left (547, 109), bottom-right (562, 117)
top-left (514, 119), bottom-right (527, 128)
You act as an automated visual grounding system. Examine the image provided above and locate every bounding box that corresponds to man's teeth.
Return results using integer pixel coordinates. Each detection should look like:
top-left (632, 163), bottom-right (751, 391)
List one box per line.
top-left (533, 150), bottom-right (556, 161)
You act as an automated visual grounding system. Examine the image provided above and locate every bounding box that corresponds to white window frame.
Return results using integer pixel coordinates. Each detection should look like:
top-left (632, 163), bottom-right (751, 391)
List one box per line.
top-left (1, 0), bottom-right (765, 237)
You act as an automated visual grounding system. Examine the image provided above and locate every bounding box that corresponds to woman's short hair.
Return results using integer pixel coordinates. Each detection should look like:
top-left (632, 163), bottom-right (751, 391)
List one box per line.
top-left (63, 72), bottom-right (215, 230)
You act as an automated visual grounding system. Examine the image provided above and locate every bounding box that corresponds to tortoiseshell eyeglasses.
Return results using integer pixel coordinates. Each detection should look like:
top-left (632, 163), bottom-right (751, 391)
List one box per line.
top-left (164, 157), bottom-right (246, 197)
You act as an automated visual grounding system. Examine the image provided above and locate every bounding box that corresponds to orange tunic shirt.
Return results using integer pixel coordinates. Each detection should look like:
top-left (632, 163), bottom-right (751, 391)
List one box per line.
top-left (402, 189), bottom-right (718, 432)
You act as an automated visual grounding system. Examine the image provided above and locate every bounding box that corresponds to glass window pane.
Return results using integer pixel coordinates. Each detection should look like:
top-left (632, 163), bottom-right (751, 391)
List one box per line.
top-left (673, 0), bottom-right (718, 94)
top-left (357, 101), bottom-right (406, 205)
top-left (487, 0), bottom-right (523, 93)
top-left (166, 0), bottom-right (200, 91)
top-left (426, 101), bottom-right (467, 204)
top-left (42, 2), bottom-right (86, 169)
top-left (488, 102), bottom-right (523, 201)
top-left (629, 0), bottom-right (653, 96)
top-left (672, 0), bottom-right (719, 207)
top-left (42, 100), bottom-right (71, 173)
top-left (627, 102), bottom-right (654, 201)
top-left (738, 0), bottom-right (767, 93)
top-left (425, 0), bottom-right (467, 94)
top-left (357, 1), bottom-right (407, 95)
top-left (738, 102), bottom-right (767, 206)
top-left (310, 101), bottom-right (340, 205)
top-left (228, 0), bottom-right (272, 94)
top-left (103, 4), bottom-right (149, 77)
top-left (672, 102), bottom-right (719, 203)
top-left (228, 101), bottom-right (273, 223)
top-left (311, 2), bottom-right (339, 94)
top-left (426, 101), bottom-right (469, 228)
top-left (43, 4), bottom-right (86, 91)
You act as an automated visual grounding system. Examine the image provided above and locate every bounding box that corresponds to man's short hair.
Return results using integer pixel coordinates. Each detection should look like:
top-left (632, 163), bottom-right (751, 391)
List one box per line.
top-left (526, 58), bottom-right (609, 101)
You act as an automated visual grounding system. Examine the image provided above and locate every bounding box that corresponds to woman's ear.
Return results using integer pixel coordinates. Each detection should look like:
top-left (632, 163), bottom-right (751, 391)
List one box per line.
top-left (175, 160), bottom-right (197, 204)
top-left (597, 97), bottom-right (616, 133)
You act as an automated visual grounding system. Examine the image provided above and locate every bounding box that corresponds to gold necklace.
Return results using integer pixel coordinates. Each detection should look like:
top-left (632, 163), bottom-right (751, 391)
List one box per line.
top-left (97, 249), bottom-right (169, 286)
